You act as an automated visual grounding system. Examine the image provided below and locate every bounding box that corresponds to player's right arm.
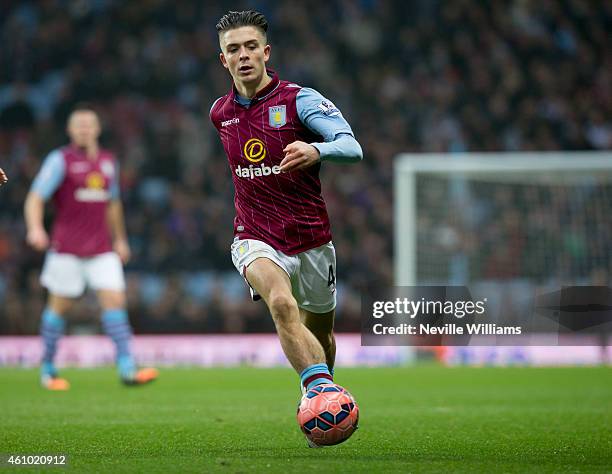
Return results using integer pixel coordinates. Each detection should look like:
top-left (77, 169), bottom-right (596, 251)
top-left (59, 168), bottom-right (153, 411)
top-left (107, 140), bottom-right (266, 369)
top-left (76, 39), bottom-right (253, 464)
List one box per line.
top-left (24, 149), bottom-right (65, 251)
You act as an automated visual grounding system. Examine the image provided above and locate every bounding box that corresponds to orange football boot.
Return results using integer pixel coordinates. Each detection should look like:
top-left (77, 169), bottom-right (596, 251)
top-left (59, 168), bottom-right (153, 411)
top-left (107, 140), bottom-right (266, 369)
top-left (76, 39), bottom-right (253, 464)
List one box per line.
top-left (41, 375), bottom-right (70, 391)
top-left (122, 367), bottom-right (159, 386)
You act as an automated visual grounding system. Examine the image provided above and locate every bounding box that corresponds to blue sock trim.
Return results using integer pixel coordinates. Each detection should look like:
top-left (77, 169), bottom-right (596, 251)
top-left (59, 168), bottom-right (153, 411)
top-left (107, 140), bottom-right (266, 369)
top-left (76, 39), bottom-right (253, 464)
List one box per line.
top-left (40, 308), bottom-right (64, 364)
top-left (41, 361), bottom-right (57, 377)
top-left (300, 363), bottom-right (331, 388)
top-left (42, 308), bottom-right (65, 331)
top-left (102, 308), bottom-right (129, 325)
top-left (101, 309), bottom-right (133, 361)
top-left (117, 354), bottom-right (135, 377)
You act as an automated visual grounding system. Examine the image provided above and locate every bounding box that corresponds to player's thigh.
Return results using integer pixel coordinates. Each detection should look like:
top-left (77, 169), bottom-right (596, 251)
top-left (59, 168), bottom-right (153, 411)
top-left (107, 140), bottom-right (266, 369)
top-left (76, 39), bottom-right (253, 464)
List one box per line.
top-left (85, 252), bottom-right (126, 296)
top-left (47, 293), bottom-right (77, 315)
top-left (230, 238), bottom-right (298, 302)
top-left (245, 257), bottom-right (294, 306)
top-left (41, 252), bottom-right (86, 298)
top-left (295, 242), bottom-right (337, 314)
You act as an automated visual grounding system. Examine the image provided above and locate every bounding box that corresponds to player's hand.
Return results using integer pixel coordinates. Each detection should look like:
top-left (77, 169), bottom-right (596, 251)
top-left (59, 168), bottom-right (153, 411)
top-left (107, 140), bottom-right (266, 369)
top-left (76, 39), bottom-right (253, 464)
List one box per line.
top-left (26, 227), bottom-right (49, 251)
top-left (0, 167), bottom-right (7, 186)
top-left (280, 141), bottom-right (320, 172)
top-left (114, 238), bottom-right (131, 264)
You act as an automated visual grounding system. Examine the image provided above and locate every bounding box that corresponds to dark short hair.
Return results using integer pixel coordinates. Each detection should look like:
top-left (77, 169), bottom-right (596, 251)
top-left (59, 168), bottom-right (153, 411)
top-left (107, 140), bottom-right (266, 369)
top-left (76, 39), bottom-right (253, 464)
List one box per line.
top-left (216, 10), bottom-right (268, 37)
top-left (70, 102), bottom-right (98, 116)
top-left (67, 102), bottom-right (100, 126)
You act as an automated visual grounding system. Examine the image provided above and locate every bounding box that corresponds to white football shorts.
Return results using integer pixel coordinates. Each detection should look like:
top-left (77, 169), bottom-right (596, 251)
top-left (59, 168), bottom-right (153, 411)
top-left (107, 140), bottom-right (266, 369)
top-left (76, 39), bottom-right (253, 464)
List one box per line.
top-left (41, 251), bottom-right (126, 298)
top-left (230, 238), bottom-right (337, 314)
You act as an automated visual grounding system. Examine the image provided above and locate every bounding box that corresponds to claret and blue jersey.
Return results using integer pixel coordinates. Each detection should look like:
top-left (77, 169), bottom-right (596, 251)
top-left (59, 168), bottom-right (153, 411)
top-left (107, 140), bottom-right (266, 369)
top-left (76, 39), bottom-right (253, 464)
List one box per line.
top-left (30, 145), bottom-right (119, 256)
top-left (210, 70), bottom-right (362, 255)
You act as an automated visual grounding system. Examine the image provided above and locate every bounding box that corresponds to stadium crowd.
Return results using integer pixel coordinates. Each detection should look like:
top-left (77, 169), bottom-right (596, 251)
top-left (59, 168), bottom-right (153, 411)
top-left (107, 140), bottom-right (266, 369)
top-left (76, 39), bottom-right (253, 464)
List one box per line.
top-left (0, 0), bottom-right (610, 334)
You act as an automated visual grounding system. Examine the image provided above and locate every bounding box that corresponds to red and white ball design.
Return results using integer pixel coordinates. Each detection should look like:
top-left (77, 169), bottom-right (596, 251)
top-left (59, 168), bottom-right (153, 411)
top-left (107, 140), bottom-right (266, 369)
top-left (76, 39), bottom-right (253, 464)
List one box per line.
top-left (297, 383), bottom-right (359, 446)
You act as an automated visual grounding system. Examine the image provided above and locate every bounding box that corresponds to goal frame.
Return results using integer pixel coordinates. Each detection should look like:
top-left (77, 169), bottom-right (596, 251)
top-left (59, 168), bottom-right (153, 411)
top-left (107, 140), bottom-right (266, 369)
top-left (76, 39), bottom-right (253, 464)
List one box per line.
top-left (394, 151), bottom-right (612, 285)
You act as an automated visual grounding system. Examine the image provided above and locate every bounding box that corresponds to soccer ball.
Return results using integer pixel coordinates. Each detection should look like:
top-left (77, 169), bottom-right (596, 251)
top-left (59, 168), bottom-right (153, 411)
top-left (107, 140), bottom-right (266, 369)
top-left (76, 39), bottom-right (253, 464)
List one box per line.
top-left (297, 383), bottom-right (359, 446)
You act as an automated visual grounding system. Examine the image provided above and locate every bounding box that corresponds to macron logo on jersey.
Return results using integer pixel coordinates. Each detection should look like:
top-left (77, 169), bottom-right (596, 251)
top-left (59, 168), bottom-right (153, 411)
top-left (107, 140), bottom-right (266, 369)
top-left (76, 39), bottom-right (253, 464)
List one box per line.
top-left (222, 118), bottom-right (240, 127)
top-left (235, 163), bottom-right (281, 179)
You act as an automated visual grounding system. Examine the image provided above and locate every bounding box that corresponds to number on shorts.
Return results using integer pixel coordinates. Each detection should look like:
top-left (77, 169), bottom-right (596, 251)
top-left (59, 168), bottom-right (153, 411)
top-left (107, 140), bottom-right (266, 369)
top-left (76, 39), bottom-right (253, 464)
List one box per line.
top-left (327, 264), bottom-right (336, 287)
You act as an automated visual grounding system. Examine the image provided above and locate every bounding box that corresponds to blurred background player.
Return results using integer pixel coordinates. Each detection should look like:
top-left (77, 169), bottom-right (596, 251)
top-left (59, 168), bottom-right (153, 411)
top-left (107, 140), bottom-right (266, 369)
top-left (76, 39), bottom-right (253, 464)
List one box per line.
top-left (24, 105), bottom-right (158, 390)
top-left (0, 168), bottom-right (7, 186)
top-left (210, 11), bottom-right (362, 405)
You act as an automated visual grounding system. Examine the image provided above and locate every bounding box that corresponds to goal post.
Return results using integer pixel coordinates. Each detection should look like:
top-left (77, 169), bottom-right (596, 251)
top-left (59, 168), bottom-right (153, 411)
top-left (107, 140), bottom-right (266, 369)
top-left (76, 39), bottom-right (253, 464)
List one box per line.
top-left (394, 151), bottom-right (612, 286)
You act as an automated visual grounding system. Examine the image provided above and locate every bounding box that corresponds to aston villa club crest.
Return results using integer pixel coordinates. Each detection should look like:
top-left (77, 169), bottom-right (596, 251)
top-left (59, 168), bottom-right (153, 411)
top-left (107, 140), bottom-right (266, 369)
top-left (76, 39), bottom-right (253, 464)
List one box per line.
top-left (268, 105), bottom-right (286, 128)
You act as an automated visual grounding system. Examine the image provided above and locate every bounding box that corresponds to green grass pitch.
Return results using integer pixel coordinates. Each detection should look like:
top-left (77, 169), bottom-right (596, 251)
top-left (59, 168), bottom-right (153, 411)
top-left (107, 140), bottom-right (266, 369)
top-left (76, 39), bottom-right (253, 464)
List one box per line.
top-left (1, 366), bottom-right (611, 473)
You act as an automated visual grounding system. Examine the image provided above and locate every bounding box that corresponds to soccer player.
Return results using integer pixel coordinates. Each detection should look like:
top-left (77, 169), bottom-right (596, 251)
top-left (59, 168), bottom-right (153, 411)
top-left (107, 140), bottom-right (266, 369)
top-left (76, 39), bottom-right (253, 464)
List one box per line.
top-left (210, 11), bottom-right (362, 405)
top-left (24, 105), bottom-right (158, 390)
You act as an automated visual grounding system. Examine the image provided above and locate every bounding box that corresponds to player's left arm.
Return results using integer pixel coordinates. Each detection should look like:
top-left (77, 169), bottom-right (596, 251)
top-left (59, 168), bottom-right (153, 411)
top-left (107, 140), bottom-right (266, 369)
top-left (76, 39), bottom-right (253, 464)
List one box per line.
top-left (280, 88), bottom-right (362, 172)
top-left (106, 163), bottom-right (130, 264)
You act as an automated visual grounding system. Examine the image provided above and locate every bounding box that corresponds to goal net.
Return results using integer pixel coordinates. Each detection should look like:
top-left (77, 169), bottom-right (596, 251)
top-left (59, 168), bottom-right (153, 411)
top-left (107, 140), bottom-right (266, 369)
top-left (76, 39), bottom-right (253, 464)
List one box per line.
top-left (394, 152), bottom-right (612, 294)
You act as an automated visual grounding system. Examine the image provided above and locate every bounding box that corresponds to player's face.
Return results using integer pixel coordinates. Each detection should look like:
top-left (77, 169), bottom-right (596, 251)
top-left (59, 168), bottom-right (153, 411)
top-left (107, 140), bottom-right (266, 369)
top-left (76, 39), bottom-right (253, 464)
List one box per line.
top-left (67, 111), bottom-right (101, 148)
top-left (219, 26), bottom-right (270, 86)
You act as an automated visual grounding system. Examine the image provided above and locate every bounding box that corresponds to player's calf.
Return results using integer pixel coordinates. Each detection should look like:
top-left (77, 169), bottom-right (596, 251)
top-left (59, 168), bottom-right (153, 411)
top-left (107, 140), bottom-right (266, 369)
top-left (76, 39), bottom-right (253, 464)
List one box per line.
top-left (310, 330), bottom-right (335, 372)
top-left (268, 301), bottom-right (327, 374)
top-left (245, 258), bottom-right (330, 385)
top-left (301, 309), bottom-right (336, 374)
top-left (100, 308), bottom-right (158, 386)
top-left (39, 307), bottom-right (70, 390)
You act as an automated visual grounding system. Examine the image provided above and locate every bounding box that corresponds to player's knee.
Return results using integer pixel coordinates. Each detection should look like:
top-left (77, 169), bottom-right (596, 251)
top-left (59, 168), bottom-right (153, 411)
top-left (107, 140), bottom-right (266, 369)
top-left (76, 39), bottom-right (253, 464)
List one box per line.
top-left (48, 295), bottom-right (75, 315)
top-left (98, 291), bottom-right (126, 310)
top-left (268, 293), bottom-right (298, 321)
